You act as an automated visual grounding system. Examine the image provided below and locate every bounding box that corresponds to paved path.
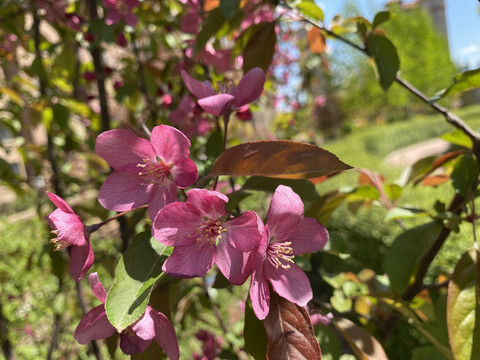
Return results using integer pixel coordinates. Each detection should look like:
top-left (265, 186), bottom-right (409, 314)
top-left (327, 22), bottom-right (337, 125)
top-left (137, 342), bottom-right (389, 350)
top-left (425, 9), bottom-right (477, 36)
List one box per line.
top-left (384, 138), bottom-right (451, 167)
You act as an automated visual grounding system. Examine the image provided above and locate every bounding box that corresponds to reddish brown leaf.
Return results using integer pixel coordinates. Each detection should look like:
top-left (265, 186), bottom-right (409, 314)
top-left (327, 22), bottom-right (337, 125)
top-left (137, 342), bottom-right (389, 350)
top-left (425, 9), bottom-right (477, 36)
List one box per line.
top-left (414, 149), bottom-right (466, 185)
top-left (333, 317), bottom-right (388, 360)
top-left (203, 0), bottom-right (219, 11)
top-left (307, 27), bottom-right (326, 53)
top-left (264, 292), bottom-right (321, 360)
top-left (209, 140), bottom-right (352, 179)
top-left (421, 174), bottom-right (450, 187)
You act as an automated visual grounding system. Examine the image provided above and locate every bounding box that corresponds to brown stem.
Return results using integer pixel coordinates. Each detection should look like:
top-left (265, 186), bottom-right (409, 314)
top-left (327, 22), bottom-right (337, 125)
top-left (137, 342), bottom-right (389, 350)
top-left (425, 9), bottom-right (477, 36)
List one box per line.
top-left (88, 0), bottom-right (110, 133)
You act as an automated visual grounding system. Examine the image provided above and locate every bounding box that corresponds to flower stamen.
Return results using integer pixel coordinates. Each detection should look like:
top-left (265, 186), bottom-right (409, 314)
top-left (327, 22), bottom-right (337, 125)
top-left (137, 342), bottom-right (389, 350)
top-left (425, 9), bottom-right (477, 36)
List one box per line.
top-left (195, 218), bottom-right (226, 245)
top-left (136, 158), bottom-right (172, 186)
top-left (267, 241), bottom-right (294, 269)
top-left (50, 230), bottom-right (67, 251)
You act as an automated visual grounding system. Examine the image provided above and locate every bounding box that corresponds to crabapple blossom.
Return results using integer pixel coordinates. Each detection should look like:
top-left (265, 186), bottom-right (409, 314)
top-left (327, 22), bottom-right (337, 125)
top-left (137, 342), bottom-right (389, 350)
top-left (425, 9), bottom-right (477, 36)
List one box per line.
top-left (45, 192), bottom-right (94, 282)
top-left (96, 125), bottom-right (198, 220)
top-left (248, 185), bottom-right (329, 319)
top-left (103, 0), bottom-right (139, 27)
top-left (169, 95), bottom-right (210, 139)
top-left (74, 273), bottom-right (179, 358)
top-left (152, 189), bottom-right (262, 285)
top-left (180, 67), bottom-right (265, 117)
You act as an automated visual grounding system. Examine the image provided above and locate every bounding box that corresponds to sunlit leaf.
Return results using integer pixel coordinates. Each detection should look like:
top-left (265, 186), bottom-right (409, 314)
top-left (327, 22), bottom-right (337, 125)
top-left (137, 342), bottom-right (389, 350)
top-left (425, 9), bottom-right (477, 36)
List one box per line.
top-left (333, 317), bottom-right (388, 359)
top-left (306, 190), bottom-right (349, 225)
top-left (384, 206), bottom-right (428, 222)
top-left (0, 87), bottom-right (24, 106)
top-left (441, 130), bottom-right (473, 149)
top-left (413, 149), bottom-right (466, 185)
top-left (447, 249), bottom-right (480, 360)
top-left (243, 21), bottom-right (276, 72)
top-left (264, 292), bottom-right (321, 360)
top-left (366, 34), bottom-right (399, 91)
top-left (385, 221), bottom-right (443, 295)
top-left (297, 1), bottom-right (324, 22)
top-left (307, 27), bottom-right (326, 53)
top-left (431, 68), bottom-right (480, 101)
top-left (209, 140), bottom-right (352, 179)
top-left (105, 231), bottom-right (169, 332)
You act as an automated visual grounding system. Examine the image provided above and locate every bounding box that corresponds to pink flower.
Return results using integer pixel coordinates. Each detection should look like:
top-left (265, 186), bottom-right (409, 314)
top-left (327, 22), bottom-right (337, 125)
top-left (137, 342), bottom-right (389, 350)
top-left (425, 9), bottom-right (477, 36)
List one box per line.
top-left (103, 0), bottom-right (139, 27)
top-left (180, 0), bottom-right (202, 34)
top-left (96, 125), bottom-right (198, 220)
top-left (74, 273), bottom-right (179, 358)
top-left (193, 330), bottom-right (222, 360)
top-left (248, 185), bottom-right (329, 320)
top-left (169, 95), bottom-right (210, 139)
top-left (236, 105), bottom-right (252, 122)
top-left (45, 192), bottom-right (94, 282)
top-left (185, 43), bottom-right (233, 74)
top-left (152, 189), bottom-right (262, 285)
top-left (83, 71), bottom-right (96, 82)
top-left (180, 68), bottom-right (265, 116)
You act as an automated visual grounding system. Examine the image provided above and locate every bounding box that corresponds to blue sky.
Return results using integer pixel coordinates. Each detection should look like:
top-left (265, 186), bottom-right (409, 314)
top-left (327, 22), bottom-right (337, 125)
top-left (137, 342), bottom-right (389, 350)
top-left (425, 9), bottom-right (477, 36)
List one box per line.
top-left (318, 0), bottom-right (480, 69)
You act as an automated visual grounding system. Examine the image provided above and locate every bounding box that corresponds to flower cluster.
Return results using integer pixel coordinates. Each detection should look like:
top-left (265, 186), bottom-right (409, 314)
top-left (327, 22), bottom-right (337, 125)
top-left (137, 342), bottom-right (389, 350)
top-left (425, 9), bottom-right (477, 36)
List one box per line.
top-left (44, 68), bottom-right (328, 358)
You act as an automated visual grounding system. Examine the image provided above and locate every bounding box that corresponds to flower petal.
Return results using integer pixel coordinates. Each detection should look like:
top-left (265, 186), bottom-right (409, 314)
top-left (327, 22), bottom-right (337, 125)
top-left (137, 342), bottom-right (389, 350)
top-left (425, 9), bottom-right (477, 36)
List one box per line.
top-left (215, 239), bottom-right (251, 285)
top-left (89, 272), bottom-right (107, 303)
top-left (266, 263), bottom-right (312, 307)
top-left (198, 94), bottom-right (235, 116)
top-left (223, 211), bottom-right (263, 252)
top-left (146, 181), bottom-right (178, 221)
top-left (45, 209), bottom-right (86, 246)
top-left (267, 185), bottom-right (304, 242)
top-left (150, 125), bottom-right (192, 164)
top-left (249, 267), bottom-right (270, 320)
top-left (229, 67), bottom-right (265, 109)
top-left (186, 188), bottom-right (228, 219)
top-left (162, 242), bottom-right (215, 278)
top-left (47, 191), bottom-right (74, 214)
top-left (288, 217), bottom-right (328, 256)
top-left (120, 332), bottom-right (151, 355)
top-left (74, 305), bottom-right (116, 344)
top-left (171, 159), bottom-right (198, 188)
top-left (98, 171), bottom-right (151, 212)
top-left (96, 129), bottom-right (156, 171)
top-left (181, 70), bottom-right (216, 99)
top-left (152, 308), bottom-right (180, 360)
top-left (152, 202), bottom-right (201, 247)
top-left (70, 239), bottom-right (95, 282)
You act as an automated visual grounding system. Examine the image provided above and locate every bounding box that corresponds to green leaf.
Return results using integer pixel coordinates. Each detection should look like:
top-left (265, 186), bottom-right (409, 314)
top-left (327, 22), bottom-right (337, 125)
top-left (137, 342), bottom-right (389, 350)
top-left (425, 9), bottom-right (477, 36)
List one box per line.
top-left (385, 206), bottom-right (428, 222)
top-left (447, 249), bottom-right (480, 360)
top-left (205, 130), bottom-right (223, 158)
top-left (366, 34), bottom-right (400, 91)
top-left (105, 231), bottom-right (168, 332)
top-left (431, 68), bottom-right (480, 101)
top-left (244, 298), bottom-right (267, 360)
top-left (306, 190), bottom-right (349, 225)
top-left (194, 8), bottom-right (226, 56)
top-left (242, 176), bottom-right (320, 202)
top-left (385, 221), bottom-right (443, 294)
top-left (0, 87), bottom-right (24, 106)
top-left (220, 0), bottom-right (240, 19)
top-left (450, 154), bottom-right (479, 197)
top-left (441, 130), bottom-right (473, 149)
top-left (297, 1), bottom-right (324, 22)
top-left (372, 11), bottom-right (391, 29)
top-left (242, 21), bottom-right (277, 73)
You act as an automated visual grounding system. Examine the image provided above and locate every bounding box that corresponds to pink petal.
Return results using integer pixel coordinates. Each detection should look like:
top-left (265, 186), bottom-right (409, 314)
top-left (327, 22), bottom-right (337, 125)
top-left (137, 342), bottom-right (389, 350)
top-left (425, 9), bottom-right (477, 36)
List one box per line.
top-left (98, 171), bottom-right (151, 212)
top-left (47, 191), bottom-right (74, 214)
top-left (124, 13), bottom-right (138, 27)
top-left (146, 181), bottom-right (178, 221)
top-left (70, 239), bottom-right (95, 282)
top-left (186, 189), bottom-right (228, 219)
top-left (89, 272), bottom-right (107, 303)
top-left (181, 70), bottom-right (216, 99)
top-left (96, 129), bottom-right (156, 171)
top-left (171, 159), bottom-right (198, 188)
top-left (267, 185), bottom-right (304, 242)
top-left (152, 202), bottom-right (201, 247)
top-left (266, 263), bottom-right (312, 307)
top-left (229, 67), bottom-right (265, 109)
top-left (150, 125), bottom-right (192, 164)
top-left (162, 242), bottom-right (215, 278)
top-left (152, 308), bottom-right (180, 360)
top-left (198, 94), bottom-right (235, 116)
top-left (105, 10), bottom-right (122, 25)
top-left (249, 268), bottom-right (270, 320)
top-left (74, 304), bottom-right (116, 344)
top-left (120, 332), bottom-right (152, 354)
top-left (223, 211), bottom-right (262, 252)
top-left (46, 209), bottom-right (86, 246)
top-left (132, 306), bottom-right (156, 341)
top-left (215, 239), bottom-right (251, 285)
top-left (288, 217), bottom-right (328, 256)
